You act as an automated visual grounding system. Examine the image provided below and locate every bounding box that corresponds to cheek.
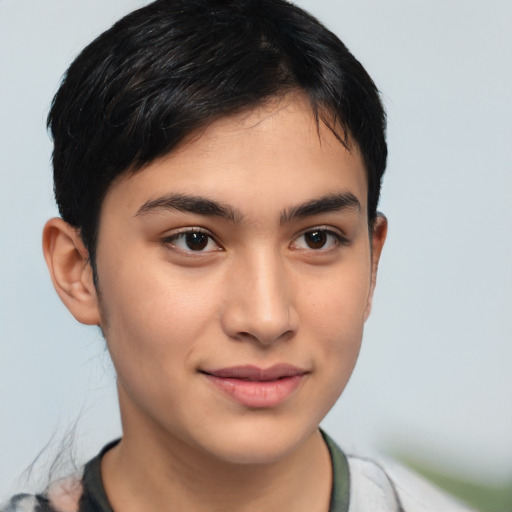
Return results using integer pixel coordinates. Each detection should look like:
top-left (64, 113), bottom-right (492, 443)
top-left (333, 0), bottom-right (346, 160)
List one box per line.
top-left (292, 264), bottom-right (371, 424)
top-left (302, 261), bottom-right (371, 325)
top-left (299, 260), bottom-right (371, 364)
top-left (97, 256), bottom-right (218, 379)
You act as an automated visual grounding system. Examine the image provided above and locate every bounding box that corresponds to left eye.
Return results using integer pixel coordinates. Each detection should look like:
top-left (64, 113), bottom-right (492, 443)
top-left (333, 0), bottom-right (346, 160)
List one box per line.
top-left (292, 229), bottom-right (344, 250)
top-left (163, 230), bottom-right (221, 253)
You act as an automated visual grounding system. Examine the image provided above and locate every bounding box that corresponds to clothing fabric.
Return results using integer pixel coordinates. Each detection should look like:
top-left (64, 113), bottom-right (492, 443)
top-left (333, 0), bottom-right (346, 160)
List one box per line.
top-left (2, 432), bottom-right (475, 512)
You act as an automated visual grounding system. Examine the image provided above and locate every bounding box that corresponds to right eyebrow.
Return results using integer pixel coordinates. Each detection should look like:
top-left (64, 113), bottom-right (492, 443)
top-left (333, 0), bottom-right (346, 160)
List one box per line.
top-left (134, 193), bottom-right (243, 223)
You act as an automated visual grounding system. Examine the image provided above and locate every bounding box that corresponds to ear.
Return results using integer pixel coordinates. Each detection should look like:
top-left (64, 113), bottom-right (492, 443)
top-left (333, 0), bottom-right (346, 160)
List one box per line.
top-left (364, 213), bottom-right (388, 321)
top-left (42, 218), bottom-right (101, 325)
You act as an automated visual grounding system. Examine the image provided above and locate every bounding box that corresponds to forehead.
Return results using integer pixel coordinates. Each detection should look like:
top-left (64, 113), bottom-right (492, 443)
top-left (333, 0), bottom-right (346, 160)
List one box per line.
top-left (102, 94), bottom-right (368, 221)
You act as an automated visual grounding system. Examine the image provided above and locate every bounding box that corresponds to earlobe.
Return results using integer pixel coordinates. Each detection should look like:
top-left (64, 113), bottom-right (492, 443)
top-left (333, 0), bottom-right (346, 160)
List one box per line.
top-left (364, 213), bottom-right (388, 321)
top-left (42, 218), bottom-right (101, 325)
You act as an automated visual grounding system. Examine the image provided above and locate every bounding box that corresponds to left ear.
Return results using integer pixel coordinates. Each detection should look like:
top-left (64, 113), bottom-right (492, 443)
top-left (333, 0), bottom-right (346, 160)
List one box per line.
top-left (364, 213), bottom-right (388, 321)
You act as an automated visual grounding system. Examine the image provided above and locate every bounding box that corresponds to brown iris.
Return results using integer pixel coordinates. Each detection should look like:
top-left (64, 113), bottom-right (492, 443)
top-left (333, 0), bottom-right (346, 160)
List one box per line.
top-left (185, 232), bottom-right (209, 251)
top-left (304, 230), bottom-right (328, 249)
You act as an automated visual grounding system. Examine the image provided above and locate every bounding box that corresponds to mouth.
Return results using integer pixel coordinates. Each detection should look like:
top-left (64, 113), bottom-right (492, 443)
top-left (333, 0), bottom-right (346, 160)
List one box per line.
top-left (200, 364), bottom-right (308, 408)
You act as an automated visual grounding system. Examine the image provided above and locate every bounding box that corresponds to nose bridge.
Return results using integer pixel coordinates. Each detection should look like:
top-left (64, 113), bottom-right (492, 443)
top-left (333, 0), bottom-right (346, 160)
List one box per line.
top-left (223, 246), bottom-right (296, 344)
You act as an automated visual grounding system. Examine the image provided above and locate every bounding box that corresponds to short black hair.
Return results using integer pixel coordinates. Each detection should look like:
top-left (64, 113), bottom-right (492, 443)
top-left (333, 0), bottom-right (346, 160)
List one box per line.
top-left (48, 0), bottom-right (387, 270)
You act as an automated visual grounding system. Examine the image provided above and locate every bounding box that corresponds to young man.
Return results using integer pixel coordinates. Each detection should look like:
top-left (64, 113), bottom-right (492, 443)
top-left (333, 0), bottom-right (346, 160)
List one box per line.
top-left (4, 1), bottom-right (474, 511)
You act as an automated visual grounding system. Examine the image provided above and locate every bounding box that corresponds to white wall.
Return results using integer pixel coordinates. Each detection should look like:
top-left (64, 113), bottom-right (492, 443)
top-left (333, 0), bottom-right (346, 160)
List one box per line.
top-left (1, 0), bottom-right (511, 498)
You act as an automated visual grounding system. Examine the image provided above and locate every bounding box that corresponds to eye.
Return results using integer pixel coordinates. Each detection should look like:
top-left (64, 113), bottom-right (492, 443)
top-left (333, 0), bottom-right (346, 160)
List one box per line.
top-left (291, 228), bottom-right (346, 250)
top-left (162, 229), bottom-right (221, 253)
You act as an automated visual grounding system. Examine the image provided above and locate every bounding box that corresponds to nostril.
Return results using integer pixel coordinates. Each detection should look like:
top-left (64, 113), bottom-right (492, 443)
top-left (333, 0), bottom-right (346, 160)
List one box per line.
top-left (233, 331), bottom-right (259, 343)
top-left (233, 328), bottom-right (296, 346)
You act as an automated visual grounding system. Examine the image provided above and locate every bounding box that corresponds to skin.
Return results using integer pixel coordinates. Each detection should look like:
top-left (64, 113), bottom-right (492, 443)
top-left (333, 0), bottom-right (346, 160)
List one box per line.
top-left (43, 94), bottom-right (387, 512)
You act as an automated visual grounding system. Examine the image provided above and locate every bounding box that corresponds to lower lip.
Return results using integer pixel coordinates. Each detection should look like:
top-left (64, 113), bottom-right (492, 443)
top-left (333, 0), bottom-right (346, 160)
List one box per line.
top-left (204, 374), bottom-right (304, 408)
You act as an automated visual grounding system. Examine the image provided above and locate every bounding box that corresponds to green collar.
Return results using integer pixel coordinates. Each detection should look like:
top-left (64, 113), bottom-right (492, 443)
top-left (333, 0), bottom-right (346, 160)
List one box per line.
top-left (321, 430), bottom-right (350, 512)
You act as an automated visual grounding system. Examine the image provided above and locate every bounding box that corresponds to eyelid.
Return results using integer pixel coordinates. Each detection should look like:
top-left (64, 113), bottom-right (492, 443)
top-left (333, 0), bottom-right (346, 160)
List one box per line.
top-left (290, 226), bottom-right (350, 250)
top-left (160, 227), bottom-right (223, 254)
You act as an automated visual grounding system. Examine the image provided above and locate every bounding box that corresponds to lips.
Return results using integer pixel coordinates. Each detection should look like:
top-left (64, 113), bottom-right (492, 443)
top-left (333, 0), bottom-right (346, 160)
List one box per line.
top-left (201, 364), bottom-right (307, 408)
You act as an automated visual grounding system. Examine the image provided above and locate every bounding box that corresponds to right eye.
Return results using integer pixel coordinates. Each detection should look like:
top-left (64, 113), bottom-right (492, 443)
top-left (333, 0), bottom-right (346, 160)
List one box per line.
top-left (162, 229), bottom-right (222, 253)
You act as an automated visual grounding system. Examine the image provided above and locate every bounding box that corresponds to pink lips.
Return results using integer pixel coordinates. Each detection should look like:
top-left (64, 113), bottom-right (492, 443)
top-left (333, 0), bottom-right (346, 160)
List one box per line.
top-left (202, 364), bottom-right (307, 408)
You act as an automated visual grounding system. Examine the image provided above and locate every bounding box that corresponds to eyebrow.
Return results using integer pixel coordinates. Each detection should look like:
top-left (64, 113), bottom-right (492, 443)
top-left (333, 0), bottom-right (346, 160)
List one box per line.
top-left (135, 191), bottom-right (361, 225)
top-left (135, 193), bottom-right (243, 223)
top-left (280, 192), bottom-right (361, 225)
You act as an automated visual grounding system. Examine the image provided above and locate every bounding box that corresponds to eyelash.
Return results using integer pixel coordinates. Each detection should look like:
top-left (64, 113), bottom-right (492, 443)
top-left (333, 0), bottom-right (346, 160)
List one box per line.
top-left (160, 226), bottom-right (349, 254)
top-left (292, 227), bottom-right (349, 252)
top-left (161, 228), bottom-right (222, 254)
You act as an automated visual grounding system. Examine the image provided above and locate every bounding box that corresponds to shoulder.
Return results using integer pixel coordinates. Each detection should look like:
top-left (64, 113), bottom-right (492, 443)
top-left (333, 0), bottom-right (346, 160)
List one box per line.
top-left (1, 494), bottom-right (42, 512)
top-left (346, 454), bottom-right (477, 512)
top-left (2, 472), bottom-right (83, 512)
top-left (322, 430), bottom-right (476, 512)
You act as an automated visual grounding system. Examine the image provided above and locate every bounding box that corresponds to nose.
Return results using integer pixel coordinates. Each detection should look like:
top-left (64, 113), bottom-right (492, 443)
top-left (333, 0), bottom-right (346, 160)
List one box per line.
top-left (221, 250), bottom-right (298, 346)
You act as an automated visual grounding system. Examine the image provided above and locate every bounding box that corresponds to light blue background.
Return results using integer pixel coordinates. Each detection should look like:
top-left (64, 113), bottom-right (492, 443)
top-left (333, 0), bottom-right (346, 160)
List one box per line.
top-left (1, 0), bottom-right (511, 498)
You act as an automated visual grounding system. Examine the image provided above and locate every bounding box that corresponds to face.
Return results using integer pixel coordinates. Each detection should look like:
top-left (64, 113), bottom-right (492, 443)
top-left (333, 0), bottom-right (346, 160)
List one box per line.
top-left (93, 95), bottom-right (385, 464)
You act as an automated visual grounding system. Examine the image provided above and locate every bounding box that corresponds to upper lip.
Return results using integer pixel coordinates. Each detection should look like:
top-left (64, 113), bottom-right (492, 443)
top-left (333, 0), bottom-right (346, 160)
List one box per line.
top-left (202, 364), bottom-right (308, 381)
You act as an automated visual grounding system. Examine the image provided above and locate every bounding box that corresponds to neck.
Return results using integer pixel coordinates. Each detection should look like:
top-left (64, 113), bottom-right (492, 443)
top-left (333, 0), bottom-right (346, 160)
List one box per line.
top-left (101, 424), bottom-right (332, 512)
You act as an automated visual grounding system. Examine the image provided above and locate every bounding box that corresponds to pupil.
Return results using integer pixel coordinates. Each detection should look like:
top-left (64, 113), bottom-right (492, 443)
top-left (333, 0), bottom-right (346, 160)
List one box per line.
top-left (306, 230), bottom-right (327, 249)
top-left (185, 232), bottom-right (208, 250)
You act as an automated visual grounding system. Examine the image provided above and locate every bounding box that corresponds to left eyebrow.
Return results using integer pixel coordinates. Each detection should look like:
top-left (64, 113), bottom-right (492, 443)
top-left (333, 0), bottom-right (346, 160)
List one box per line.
top-left (280, 193), bottom-right (361, 225)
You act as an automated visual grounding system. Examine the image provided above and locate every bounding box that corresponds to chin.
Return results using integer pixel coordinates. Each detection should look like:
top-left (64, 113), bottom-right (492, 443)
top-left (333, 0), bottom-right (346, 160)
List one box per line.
top-left (193, 416), bottom-right (318, 466)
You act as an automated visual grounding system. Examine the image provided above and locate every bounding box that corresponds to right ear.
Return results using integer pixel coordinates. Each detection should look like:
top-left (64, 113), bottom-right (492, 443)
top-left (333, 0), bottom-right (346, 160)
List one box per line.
top-left (42, 218), bottom-right (101, 325)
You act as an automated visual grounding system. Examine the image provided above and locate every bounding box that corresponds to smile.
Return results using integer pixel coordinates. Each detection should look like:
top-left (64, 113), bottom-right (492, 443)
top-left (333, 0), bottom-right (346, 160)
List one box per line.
top-left (201, 364), bottom-right (308, 408)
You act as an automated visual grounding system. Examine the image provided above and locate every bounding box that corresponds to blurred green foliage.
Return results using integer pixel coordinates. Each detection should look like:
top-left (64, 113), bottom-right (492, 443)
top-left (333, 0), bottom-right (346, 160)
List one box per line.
top-left (395, 454), bottom-right (512, 512)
